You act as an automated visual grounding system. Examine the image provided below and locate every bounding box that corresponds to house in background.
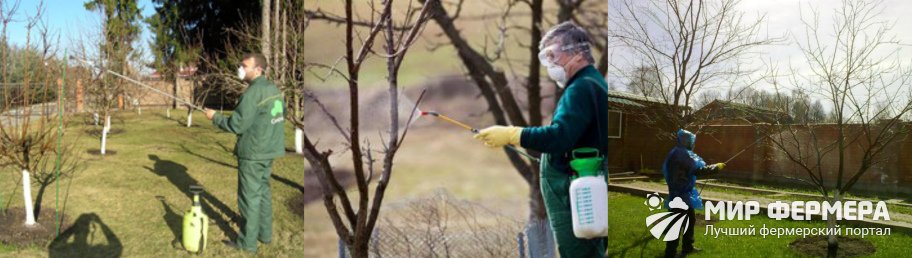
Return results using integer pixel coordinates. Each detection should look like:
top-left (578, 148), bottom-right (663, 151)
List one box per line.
top-left (693, 99), bottom-right (793, 125)
top-left (605, 90), bottom-right (679, 173)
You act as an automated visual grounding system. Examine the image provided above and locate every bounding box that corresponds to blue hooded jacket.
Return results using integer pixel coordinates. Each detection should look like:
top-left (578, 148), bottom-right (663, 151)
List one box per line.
top-left (661, 129), bottom-right (721, 210)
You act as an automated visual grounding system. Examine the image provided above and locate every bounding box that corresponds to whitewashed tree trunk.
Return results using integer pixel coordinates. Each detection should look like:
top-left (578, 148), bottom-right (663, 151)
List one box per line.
top-left (186, 112), bottom-right (193, 127)
top-left (167, 108), bottom-right (171, 118)
top-left (295, 127), bottom-right (304, 154)
top-left (101, 128), bottom-right (108, 155)
top-left (93, 113), bottom-right (99, 126)
top-left (21, 169), bottom-right (36, 226)
top-left (101, 116), bottom-right (110, 155)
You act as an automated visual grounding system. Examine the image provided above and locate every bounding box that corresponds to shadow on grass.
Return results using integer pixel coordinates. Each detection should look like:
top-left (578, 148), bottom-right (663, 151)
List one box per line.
top-left (156, 196), bottom-right (183, 248)
top-left (48, 213), bottom-right (122, 258)
top-left (144, 154), bottom-right (238, 241)
top-left (178, 144), bottom-right (306, 194)
top-left (607, 233), bottom-right (659, 258)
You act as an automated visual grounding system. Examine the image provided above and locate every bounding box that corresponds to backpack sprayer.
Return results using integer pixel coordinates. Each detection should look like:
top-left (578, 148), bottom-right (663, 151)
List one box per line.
top-left (419, 111), bottom-right (540, 162)
top-left (182, 185), bottom-right (208, 254)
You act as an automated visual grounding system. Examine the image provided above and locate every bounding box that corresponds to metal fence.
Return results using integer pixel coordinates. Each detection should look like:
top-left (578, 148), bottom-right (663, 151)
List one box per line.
top-left (336, 190), bottom-right (542, 258)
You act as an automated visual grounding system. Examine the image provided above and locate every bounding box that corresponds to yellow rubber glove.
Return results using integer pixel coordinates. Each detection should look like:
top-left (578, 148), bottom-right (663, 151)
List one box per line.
top-left (715, 163), bottom-right (726, 170)
top-left (474, 126), bottom-right (523, 148)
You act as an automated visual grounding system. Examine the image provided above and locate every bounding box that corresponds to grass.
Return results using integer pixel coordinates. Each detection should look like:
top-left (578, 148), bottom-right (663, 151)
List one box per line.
top-left (1, 109), bottom-right (311, 257)
top-left (3, 108), bottom-right (910, 257)
top-left (607, 192), bottom-right (912, 258)
top-left (0, 108), bottom-right (533, 257)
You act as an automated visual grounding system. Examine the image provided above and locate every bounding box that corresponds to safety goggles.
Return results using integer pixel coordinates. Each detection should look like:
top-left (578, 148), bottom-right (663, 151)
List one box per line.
top-left (538, 42), bottom-right (590, 65)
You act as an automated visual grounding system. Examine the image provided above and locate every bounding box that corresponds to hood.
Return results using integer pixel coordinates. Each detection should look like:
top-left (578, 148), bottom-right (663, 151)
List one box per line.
top-left (676, 129), bottom-right (695, 150)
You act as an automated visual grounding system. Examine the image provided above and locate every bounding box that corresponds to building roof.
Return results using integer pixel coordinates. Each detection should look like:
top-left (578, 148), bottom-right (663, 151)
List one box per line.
top-left (695, 100), bottom-right (794, 124)
top-left (607, 90), bottom-right (666, 104)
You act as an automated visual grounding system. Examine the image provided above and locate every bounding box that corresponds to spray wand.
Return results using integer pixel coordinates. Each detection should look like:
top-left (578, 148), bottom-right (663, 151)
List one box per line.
top-left (68, 55), bottom-right (205, 111)
top-left (420, 111), bottom-right (540, 163)
top-left (699, 135), bottom-right (769, 195)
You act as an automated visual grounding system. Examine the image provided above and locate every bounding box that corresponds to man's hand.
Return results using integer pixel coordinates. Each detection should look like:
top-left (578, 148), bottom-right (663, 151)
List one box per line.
top-left (474, 126), bottom-right (523, 148)
top-left (204, 108), bottom-right (216, 120)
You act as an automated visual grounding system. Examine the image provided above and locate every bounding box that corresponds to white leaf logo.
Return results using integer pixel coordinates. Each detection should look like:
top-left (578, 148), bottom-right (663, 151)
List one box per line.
top-left (644, 196), bottom-right (690, 241)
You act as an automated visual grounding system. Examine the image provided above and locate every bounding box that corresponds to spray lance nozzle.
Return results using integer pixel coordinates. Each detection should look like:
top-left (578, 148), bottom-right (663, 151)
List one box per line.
top-left (420, 110), bottom-right (538, 162)
top-left (189, 185), bottom-right (204, 207)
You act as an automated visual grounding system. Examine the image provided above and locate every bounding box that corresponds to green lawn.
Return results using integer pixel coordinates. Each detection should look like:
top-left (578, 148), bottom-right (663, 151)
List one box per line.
top-left (1, 109), bottom-right (310, 257)
top-left (607, 192), bottom-right (912, 258)
top-left (4, 109), bottom-right (911, 257)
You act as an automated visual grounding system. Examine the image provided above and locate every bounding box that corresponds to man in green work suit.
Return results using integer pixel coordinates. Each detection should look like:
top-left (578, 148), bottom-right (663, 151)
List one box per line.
top-left (204, 53), bottom-right (285, 253)
top-left (475, 22), bottom-right (608, 257)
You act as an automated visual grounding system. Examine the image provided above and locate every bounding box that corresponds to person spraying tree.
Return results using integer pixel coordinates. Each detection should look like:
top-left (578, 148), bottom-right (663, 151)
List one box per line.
top-left (473, 22), bottom-right (608, 258)
top-left (661, 129), bottom-right (725, 258)
top-left (203, 53), bottom-right (285, 254)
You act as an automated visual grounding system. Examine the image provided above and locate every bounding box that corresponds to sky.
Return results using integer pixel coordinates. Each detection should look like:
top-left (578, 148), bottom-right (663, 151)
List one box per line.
top-left (608, 0), bottom-right (912, 112)
top-left (3, 0), bottom-right (156, 69)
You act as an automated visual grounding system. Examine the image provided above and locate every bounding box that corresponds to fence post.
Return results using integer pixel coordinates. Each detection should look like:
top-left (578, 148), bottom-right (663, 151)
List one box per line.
top-left (517, 231), bottom-right (526, 258)
top-left (525, 218), bottom-right (555, 258)
top-left (338, 238), bottom-right (348, 258)
top-left (371, 229), bottom-right (381, 258)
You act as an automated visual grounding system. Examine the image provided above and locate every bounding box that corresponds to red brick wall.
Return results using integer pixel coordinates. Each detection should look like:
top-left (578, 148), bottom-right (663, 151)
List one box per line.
top-left (607, 113), bottom-right (673, 172)
top-left (609, 121), bottom-right (912, 195)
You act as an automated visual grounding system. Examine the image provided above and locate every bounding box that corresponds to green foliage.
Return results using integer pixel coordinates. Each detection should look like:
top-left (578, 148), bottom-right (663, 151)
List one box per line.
top-left (149, 0), bottom-right (260, 72)
top-left (145, 0), bottom-right (196, 81)
top-left (83, 0), bottom-right (143, 72)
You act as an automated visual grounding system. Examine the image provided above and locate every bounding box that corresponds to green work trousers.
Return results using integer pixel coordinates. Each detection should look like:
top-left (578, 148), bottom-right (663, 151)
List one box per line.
top-left (540, 153), bottom-right (606, 258)
top-left (235, 159), bottom-right (274, 252)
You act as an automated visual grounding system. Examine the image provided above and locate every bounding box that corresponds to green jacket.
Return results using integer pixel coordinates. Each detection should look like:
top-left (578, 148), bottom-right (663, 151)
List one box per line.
top-left (520, 65), bottom-right (608, 174)
top-left (213, 76), bottom-right (286, 160)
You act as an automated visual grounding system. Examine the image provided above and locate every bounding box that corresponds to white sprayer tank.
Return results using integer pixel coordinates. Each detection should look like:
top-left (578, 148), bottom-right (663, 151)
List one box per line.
top-left (568, 147), bottom-right (608, 239)
top-left (570, 175), bottom-right (608, 238)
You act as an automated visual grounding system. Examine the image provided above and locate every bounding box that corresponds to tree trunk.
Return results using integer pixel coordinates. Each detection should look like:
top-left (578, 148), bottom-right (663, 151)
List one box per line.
top-left (171, 73), bottom-right (178, 109)
top-left (261, 0), bottom-right (272, 61)
top-left (33, 182), bottom-right (49, 219)
top-left (295, 127), bottom-right (304, 154)
top-left (186, 108), bottom-right (193, 127)
top-left (21, 169), bottom-right (36, 225)
top-left (347, 238), bottom-right (370, 258)
top-left (827, 190), bottom-right (841, 257)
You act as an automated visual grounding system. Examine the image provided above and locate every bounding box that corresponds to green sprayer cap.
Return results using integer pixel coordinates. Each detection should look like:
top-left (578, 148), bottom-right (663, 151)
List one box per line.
top-left (570, 148), bottom-right (603, 177)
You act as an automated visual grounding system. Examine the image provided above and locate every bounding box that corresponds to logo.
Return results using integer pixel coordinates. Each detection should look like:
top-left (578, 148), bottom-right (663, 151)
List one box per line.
top-left (271, 100), bottom-right (284, 117)
top-left (644, 192), bottom-right (692, 241)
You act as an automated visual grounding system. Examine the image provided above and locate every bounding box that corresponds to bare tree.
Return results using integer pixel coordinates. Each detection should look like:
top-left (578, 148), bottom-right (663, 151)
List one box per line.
top-left (417, 1), bottom-right (590, 255)
top-left (610, 0), bottom-right (782, 135)
top-left (0, 0), bottom-right (81, 226)
top-left (761, 1), bottom-right (912, 255)
top-left (297, 0), bottom-right (437, 257)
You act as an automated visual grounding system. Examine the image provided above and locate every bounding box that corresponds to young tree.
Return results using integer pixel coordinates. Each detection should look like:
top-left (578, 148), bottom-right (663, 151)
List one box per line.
top-left (298, 0), bottom-right (437, 257)
top-left (0, 0), bottom-right (80, 226)
top-left (83, 0), bottom-right (143, 113)
top-left (146, 0), bottom-right (197, 110)
top-left (762, 1), bottom-right (912, 255)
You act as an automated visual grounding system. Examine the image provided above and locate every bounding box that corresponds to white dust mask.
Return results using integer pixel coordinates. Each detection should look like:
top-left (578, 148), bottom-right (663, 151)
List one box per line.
top-left (237, 66), bottom-right (246, 80)
top-left (539, 47), bottom-right (568, 88)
